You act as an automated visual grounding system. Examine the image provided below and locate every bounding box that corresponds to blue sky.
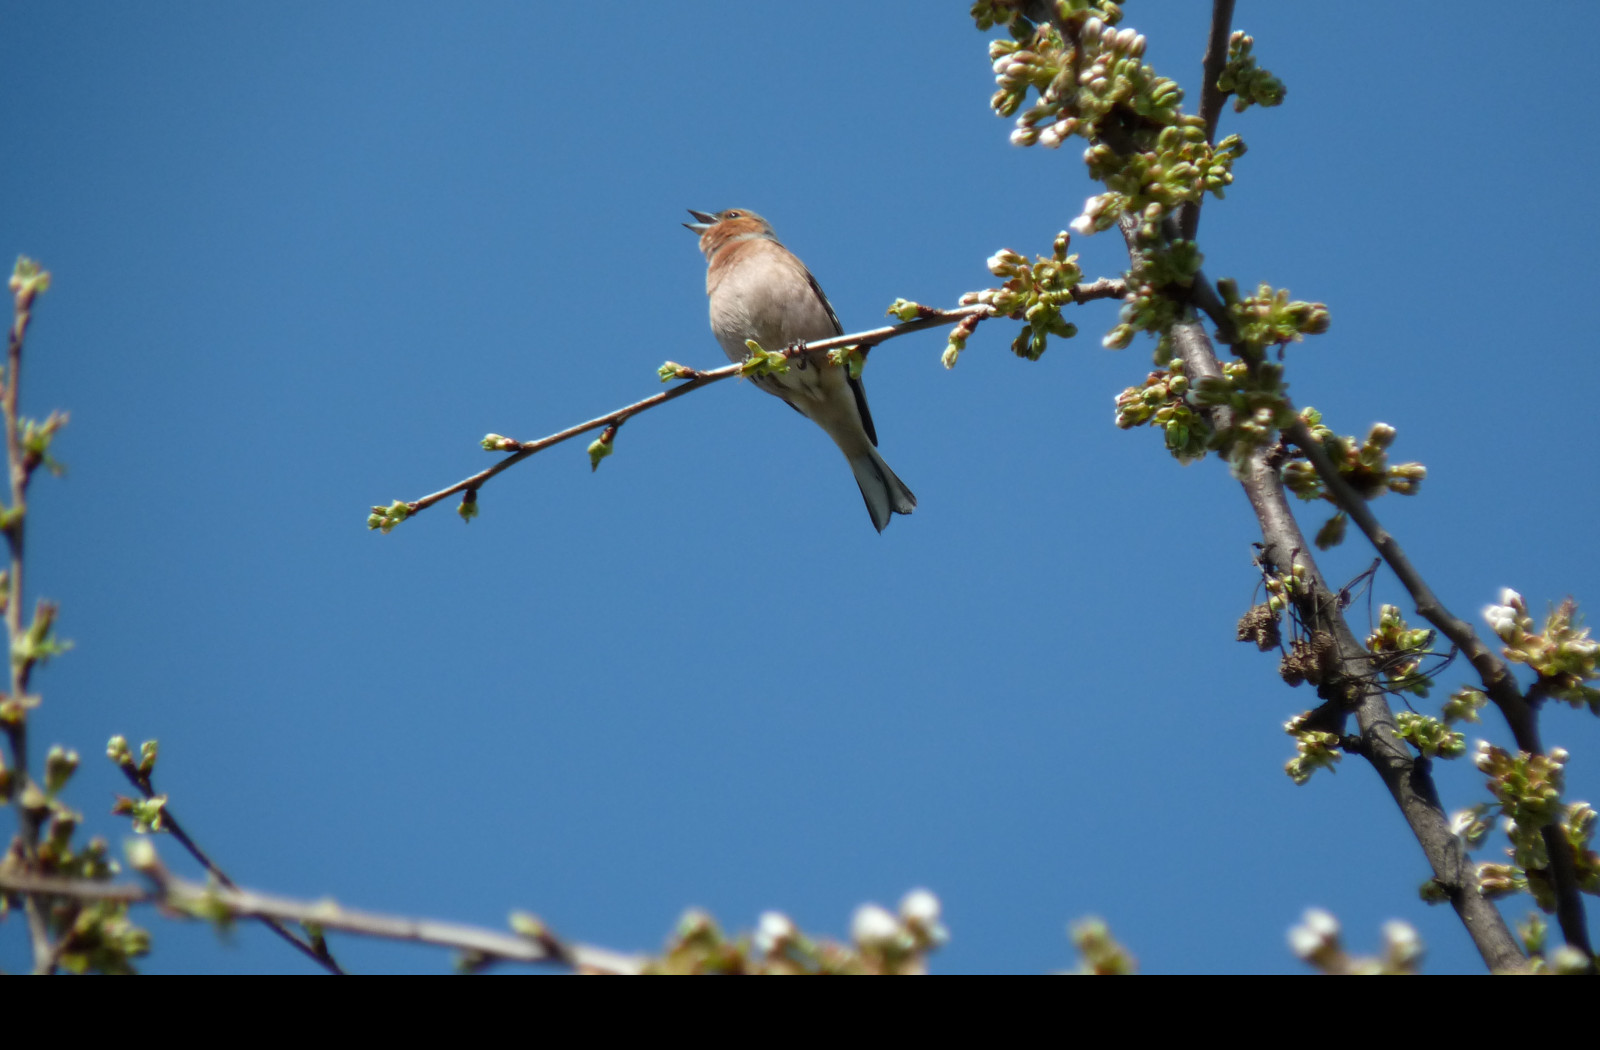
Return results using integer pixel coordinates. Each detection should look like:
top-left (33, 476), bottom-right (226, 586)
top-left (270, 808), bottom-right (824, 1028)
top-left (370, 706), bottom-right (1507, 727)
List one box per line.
top-left (3, 3), bottom-right (1598, 973)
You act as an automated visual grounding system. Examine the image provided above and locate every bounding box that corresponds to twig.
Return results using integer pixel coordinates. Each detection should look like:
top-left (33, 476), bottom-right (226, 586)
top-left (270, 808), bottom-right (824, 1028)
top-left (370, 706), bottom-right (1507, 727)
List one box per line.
top-left (113, 759), bottom-right (346, 974)
top-left (1180, 0), bottom-right (1236, 242)
top-left (387, 290), bottom-right (1123, 522)
top-left (0, 864), bottom-right (645, 974)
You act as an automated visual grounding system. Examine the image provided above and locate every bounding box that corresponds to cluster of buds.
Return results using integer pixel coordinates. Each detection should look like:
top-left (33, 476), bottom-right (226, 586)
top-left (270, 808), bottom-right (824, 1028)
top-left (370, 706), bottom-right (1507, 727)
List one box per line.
top-left (6, 736), bottom-right (152, 973)
top-left (1280, 410), bottom-right (1426, 548)
top-left (1475, 741), bottom-right (1568, 832)
top-left (958, 232), bottom-right (1084, 362)
top-left (1482, 591), bottom-right (1600, 713)
top-left (1101, 228), bottom-right (1203, 352)
top-left (986, 9), bottom-right (1235, 246)
top-left (1291, 415), bottom-right (1427, 502)
top-left (1217, 31), bottom-right (1287, 113)
top-left (1219, 279), bottom-right (1330, 358)
top-left (1113, 358), bottom-right (1211, 461)
top-left (1192, 359), bottom-right (1295, 479)
top-left (366, 500), bottom-right (410, 534)
top-left (988, 12), bottom-right (1160, 152)
top-left (1288, 909), bottom-right (1423, 974)
top-left (1470, 742), bottom-right (1598, 913)
top-left (846, 888), bottom-right (950, 974)
top-left (646, 889), bottom-right (947, 975)
top-left (1082, 125), bottom-right (1243, 220)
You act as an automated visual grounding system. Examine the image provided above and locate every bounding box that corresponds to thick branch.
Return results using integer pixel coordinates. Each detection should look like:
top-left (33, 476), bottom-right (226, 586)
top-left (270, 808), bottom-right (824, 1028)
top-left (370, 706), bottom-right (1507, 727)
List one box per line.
top-left (1114, 198), bottom-right (1526, 966)
top-left (1286, 418), bottom-right (1592, 958)
top-left (1285, 421), bottom-right (1533, 737)
top-left (1178, 316), bottom-right (1528, 970)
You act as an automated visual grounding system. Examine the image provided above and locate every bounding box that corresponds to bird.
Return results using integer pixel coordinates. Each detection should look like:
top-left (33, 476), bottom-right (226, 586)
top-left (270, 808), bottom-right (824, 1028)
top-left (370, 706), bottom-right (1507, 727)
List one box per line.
top-left (685, 208), bottom-right (916, 532)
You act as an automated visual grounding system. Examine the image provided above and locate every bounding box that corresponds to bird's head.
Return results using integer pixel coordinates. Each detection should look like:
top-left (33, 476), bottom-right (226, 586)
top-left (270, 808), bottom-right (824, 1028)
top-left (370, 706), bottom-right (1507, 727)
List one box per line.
top-left (684, 208), bottom-right (778, 261)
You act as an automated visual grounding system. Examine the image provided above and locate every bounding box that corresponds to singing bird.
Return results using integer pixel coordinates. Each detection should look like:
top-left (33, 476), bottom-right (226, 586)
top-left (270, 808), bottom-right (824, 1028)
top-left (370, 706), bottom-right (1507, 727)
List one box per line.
top-left (685, 208), bottom-right (916, 532)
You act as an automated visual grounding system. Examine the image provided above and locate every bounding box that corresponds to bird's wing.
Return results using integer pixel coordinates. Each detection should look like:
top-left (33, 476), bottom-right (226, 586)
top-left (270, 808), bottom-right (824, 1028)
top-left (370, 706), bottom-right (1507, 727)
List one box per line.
top-left (804, 267), bottom-right (878, 448)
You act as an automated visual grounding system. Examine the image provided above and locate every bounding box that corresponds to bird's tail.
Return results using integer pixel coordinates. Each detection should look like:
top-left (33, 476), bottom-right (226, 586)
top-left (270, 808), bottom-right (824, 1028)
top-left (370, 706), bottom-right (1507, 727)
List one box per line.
top-left (848, 446), bottom-right (917, 533)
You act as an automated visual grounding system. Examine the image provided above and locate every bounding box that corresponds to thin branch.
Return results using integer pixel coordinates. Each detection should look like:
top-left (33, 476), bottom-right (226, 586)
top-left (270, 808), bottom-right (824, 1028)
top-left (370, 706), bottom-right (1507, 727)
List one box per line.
top-left (113, 760), bottom-right (345, 974)
top-left (1180, 0), bottom-right (1236, 242)
top-left (3, 266), bottom-right (50, 969)
top-left (388, 288), bottom-right (1126, 522)
top-left (0, 866), bottom-right (645, 974)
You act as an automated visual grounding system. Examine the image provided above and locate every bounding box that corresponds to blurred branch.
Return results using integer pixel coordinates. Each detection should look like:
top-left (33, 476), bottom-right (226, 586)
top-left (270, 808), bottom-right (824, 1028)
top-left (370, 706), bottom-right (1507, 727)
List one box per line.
top-left (377, 288), bottom-right (1125, 526)
top-left (0, 860), bottom-right (646, 974)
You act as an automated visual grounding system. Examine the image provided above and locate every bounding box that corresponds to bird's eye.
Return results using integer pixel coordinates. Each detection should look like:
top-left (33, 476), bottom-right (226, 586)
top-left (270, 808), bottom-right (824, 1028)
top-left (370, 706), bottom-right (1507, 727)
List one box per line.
top-left (725, 210), bottom-right (742, 219)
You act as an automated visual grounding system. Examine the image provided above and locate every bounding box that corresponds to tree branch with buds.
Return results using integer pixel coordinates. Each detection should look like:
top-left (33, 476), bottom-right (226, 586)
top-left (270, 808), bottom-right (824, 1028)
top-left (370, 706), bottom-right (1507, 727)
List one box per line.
top-left (973, 0), bottom-right (1600, 970)
top-left (368, 284), bottom-right (1126, 533)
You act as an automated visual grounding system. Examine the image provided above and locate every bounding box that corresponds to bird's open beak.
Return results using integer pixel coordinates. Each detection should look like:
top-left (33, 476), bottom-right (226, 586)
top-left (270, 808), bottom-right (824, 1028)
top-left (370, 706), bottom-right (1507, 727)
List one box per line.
top-left (683, 209), bottom-right (717, 234)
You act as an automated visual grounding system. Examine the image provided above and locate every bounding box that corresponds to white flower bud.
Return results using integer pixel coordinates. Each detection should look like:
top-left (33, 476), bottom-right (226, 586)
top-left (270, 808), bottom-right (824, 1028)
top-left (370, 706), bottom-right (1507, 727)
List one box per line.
top-left (899, 888), bottom-right (941, 925)
top-left (850, 903), bottom-right (901, 947)
top-left (1288, 908), bottom-right (1342, 963)
top-left (754, 910), bottom-right (796, 955)
top-left (1483, 603), bottom-right (1517, 639)
top-left (1381, 919), bottom-right (1421, 963)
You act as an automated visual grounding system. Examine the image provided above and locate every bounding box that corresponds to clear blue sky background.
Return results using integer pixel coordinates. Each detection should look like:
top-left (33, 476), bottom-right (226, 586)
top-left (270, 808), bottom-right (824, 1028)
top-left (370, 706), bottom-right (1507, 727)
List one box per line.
top-left (3, 3), bottom-right (1597, 974)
